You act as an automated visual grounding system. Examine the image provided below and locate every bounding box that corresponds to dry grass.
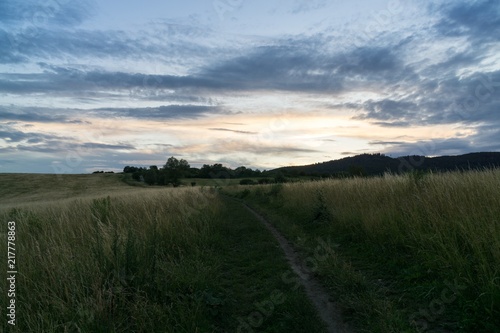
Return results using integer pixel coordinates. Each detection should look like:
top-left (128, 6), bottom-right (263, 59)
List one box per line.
top-left (226, 169), bottom-right (500, 332)
top-left (1, 186), bottom-right (222, 332)
top-left (0, 173), bottom-right (149, 208)
top-left (0, 174), bottom-right (327, 332)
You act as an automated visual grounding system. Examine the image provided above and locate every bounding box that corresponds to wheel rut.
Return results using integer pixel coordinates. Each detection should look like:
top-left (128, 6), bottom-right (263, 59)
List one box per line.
top-left (239, 201), bottom-right (354, 333)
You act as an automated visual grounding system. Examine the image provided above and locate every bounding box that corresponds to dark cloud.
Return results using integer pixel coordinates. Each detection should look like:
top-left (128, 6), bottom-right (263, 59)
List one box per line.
top-left (384, 129), bottom-right (500, 158)
top-left (369, 141), bottom-right (407, 146)
top-left (0, 125), bottom-right (62, 143)
top-left (371, 121), bottom-right (411, 127)
top-left (385, 138), bottom-right (473, 157)
top-left (224, 141), bottom-right (320, 155)
top-left (434, 0), bottom-right (500, 42)
top-left (94, 105), bottom-right (223, 120)
top-left (0, 104), bottom-right (222, 123)
top-left (209, 128), bottom-right (257, 134)
top-left (354, 70), bottom-right (500, 128)
top-left (198, 40), bottom-right (344, 92)
top-left (0, 68), bottom-right (228, 96)
top-left (0, 36), bottom-right (413, 97)
top-left (4, 138), bottom-right (134, 154)
top-left (81, 142), bottom-right (135, 150)
top-left (0, 122), bottom-right (134, 156)
top-left (337, 47), bottom-right (403, 74)
top-left (0, 107), bottom-right (86, 124)
top-left (357, 100), bottom-right (419, 122)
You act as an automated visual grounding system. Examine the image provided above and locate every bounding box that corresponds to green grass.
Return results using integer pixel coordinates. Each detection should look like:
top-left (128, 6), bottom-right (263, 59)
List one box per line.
top-left (0, 173), bottom-right (147, 208)
top-left (224, 169), bottom-right (500, 333)
top-left (0, 174), bottom-right (325, 332)
top-left (5, 170), bottom-right (498, 332)
top-left (180, 177), bottom-right (244, 187)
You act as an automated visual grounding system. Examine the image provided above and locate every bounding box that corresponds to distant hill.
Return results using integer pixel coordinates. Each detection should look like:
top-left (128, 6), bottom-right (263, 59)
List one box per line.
top-left (272, 152), bottom-right (500, 177)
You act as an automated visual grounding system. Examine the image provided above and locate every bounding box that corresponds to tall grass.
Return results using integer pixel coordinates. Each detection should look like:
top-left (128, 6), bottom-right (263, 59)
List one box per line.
top-left (228, 169), bottom-right (500, 332)
top-left (1, 187), bottom-right (223, 332)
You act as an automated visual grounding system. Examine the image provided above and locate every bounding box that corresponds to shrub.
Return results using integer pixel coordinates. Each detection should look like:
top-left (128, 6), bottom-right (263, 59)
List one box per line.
top-left (239, 179), bottom-right (256, 185)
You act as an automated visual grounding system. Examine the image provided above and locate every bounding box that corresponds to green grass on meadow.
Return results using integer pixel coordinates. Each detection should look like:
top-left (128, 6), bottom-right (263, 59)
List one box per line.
top-left (0, 174), bottom-right (325, 332)
top-left (224, 169), bottom-right (500, 333)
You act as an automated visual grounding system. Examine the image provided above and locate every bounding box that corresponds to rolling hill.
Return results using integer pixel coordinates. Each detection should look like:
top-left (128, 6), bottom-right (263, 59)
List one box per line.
top-left (273, 152), bottom-right (500, 177)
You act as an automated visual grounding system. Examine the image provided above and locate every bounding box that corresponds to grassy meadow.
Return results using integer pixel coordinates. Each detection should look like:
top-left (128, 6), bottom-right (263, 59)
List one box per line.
top-left (1, 170), bottom-right (499, 332)
top-left (0, 174), bottom-right (325, 332)
top-left (0, 173), bottom-right (149, 208)
top-left (225, 169), bottom-right (500, 332)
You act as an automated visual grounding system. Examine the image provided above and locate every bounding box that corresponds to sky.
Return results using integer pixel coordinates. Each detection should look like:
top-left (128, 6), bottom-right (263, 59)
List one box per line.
top-left (1, 0), bottom-right (499, 173)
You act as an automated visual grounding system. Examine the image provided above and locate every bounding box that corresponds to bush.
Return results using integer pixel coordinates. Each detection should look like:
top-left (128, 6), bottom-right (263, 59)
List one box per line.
top-left (239, 179), bottom-right (256, 185)
top-left (258, 178), bottom-right (272, 184)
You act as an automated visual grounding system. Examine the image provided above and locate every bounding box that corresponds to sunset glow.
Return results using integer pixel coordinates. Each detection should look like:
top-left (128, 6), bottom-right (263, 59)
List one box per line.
top-left (1, 0), bottom-right (499, 173)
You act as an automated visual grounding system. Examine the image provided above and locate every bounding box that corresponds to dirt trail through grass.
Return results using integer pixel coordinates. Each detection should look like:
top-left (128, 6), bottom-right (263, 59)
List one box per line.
top-left (239, 200), bottom-right (353, 333)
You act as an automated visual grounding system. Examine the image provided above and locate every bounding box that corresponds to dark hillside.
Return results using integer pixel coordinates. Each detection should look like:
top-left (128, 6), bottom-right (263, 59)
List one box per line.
top-left (273, 152), bottom-right (500, 176)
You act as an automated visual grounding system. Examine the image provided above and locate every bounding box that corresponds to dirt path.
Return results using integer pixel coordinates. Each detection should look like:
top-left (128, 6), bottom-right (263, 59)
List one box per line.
top-left (240, 202), bottom-right (354, 333)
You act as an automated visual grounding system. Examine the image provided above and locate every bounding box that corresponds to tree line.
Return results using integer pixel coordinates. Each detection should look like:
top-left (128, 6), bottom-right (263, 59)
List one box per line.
top-left (123, 157), bottom-right (266, 186)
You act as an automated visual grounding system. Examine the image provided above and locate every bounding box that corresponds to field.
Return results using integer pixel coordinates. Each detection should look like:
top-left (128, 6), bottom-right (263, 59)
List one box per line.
top-left (225, 169), bottom-right (500, 332)
top-left (1, 170), bottom-right (499, 332)
top-left (0, 174), bottom-right (324, 333)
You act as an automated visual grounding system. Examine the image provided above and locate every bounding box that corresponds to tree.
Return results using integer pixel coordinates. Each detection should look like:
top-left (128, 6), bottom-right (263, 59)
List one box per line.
top-left (198, 163), bottom-right (231, 179)
top-left (348, 165), bottom-right (366, 177)
top-left (144, 168), bottom-right (158, 185)
top-left (123, 166), bottom-right (138, 173)
top-left (163, 157), bottom-right (190, 186)
top-left (274, 171), bottom-right (287, 183)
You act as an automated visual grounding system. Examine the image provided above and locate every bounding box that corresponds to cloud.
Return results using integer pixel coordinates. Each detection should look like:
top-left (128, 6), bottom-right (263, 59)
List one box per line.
top-left (209, 128), bottom-right (257, 134)
top-left (337, 46), bottom-right (404, 74)
top-left (94, 105), bottom-right (224, 120)
top-left (357, 100), bottom-right (419, 122)
top-left (0, 104), bottom-right (223, 124)
top-left (383, 127), bottom-right (500, 157)
top-left (1, 18), bottom-right (234, 67)
top-left (353, 69), bottom-right (500, 128)
top-left (198, 41), bottom-right (342, 92)
top-left (0, 36), bottom-right (412, 98)
top-left (5, 138), bottom-right (134, 154)
top-left (289, 0), bottom-right (328, 14)
top-left (369, 140), bottom-right (407, 146)
top-left (173, 139), bottom-right (320, 156)
top-left (371, 121), bottom-right (411, 127)
top-left (0, 107), bottom-right (86, 124)
top-left (81, 142), bottom-right (135, 150)
top-left (0, 123), bottom-right (63, 143)
top-left (198, 41), bottom-right (414, 93)
top-left (1, 29), bottom-right (149, 65)
top-left (0, 67), bottom-right (231, 96)
top-left (0, 122), bottom-right (134, 157)
top-left (434, 0), bottom-right (500, 43)
top-left (1, 0), bottom-right (499, 174)
top-left (0, 0), bottom-right (95, 27)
